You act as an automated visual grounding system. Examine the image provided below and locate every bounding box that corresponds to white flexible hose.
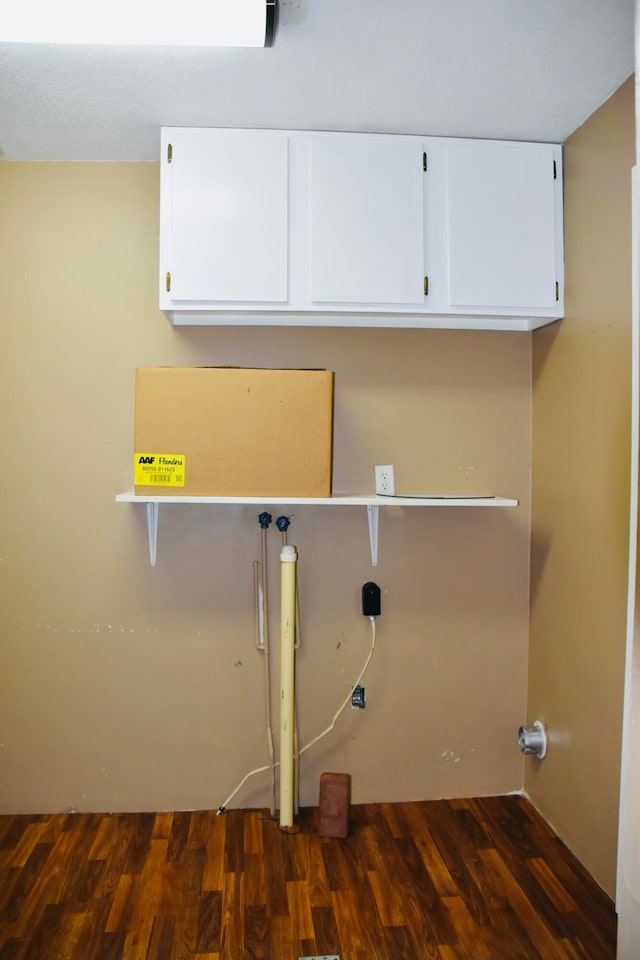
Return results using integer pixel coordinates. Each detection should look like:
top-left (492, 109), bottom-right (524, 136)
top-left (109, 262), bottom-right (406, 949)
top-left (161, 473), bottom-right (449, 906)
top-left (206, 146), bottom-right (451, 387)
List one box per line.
top-left (300, 617), bottom-right (376, 758)
top-left (217, 616), bottom-right (377, 815)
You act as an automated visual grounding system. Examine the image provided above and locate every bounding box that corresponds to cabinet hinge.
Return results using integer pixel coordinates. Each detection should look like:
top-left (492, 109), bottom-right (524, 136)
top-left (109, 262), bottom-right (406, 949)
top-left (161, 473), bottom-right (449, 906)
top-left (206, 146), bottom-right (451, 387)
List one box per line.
top-left (423, 152), bottom-right (427, 172)
top-left (166, 271), bottom-right (171, 292)
top-left (424, 276), bottom-right (429, 296)
top-left (553, 159), bottom-right (557, 180)
top-left (555, 281), bottom-right (559, 301)
top-left (167, 143), bottom-right (173, 164)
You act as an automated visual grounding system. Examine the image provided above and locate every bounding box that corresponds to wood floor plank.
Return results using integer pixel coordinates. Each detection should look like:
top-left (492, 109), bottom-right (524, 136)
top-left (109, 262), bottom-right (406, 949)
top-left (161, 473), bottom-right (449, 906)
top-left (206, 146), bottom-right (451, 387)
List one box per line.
top-left (346, 874), bottom-right (392, 960)
top-left (393, 837), bottom-right (458, 944)
top-left (527, 855), bottom-right (580, 912)
top-left (99, 931), bottom-right (127, 960)
top-left (94, 817), bottom-right (136, 901)
top-left (243, 902), bottom-right (268, 960)
top-left (71, 896), bottom-right (114, 960)
top-left (366, 867), bottom-right (407, 927)
top-left (104, 873), bottom-right (135, 935)
top-left (21, 902), bottom-right (66, 960)
top-left (219, 871), bottom-right (243, 958)
top-left (169, 902), bottom-right (198, 960)
top-left (7, 844), bottom-right (57, 939)
top-left (88, 814), bottom-right (119, 860)
top-left (303, 835), bottom-right (332, 909)
top-left (121, 837), bottom-right (168, 960)
top-left (171, 847), bottom-right (205, 912)
top-left (153, 812), bottom-right (175, 841)
top-left (0, 796), bottom-right (616, 960)
top-left (443, 894), bottom-right (492, 959)
top-left (480, 846), bottom-right (579, 960)
top-left (222, 811), bottom-right (244, 876)
top-left (261, 824), bottom-right (289, 919)
top-left (283, 830), bottom-right (310, 883)
top-left (8, 823), bottom-right (48, 870)
top-left (383, 923), bottom-right (428, 960)
top-left (243, 811), bottom-right (265, 856)
top-left (476, 800), bottom-right (583, 944)
top-left (330, 887), bottom-right (367, 956)
top-left (268, 913), bottom-right (295, 960)
top-left (145, 916), bottom-right (176, 960)
top-left (311, 904), bottom-right (341, 957)
top-left (0, 938), bottom-right (29, 960)
top-left (286, 880), bottom-right (314, 942)
top-left (124, 813), bottom-right (156, 876)
top-left (187, 811), bottom-right (213, 853)
top-left (397, 882), bottom-right (452, 959)
top-left (201, 818), bottom-right (225, 894)
top-left (403, 805), bottom-right (459, 898)
top-left (0, 818), bottom-right (34, 852)
top-left (243, 852), bottom-right (267, 907)
top-left (422, 801), bottom-right (493, 927)
top-left (167, 812), bottom-right (191, 863)
top-left (195, 890), bottom-right (222, 954)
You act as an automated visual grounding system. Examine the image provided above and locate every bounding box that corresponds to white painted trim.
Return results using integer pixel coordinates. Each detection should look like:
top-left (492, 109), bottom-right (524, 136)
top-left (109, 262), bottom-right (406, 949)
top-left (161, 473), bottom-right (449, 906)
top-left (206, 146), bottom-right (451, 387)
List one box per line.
top-left (617, 165), bottom-right (639, 911)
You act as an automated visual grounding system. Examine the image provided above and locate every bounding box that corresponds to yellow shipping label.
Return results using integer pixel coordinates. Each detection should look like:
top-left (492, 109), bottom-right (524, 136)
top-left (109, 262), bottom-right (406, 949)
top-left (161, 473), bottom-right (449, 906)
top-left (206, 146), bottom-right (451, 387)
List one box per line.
top-left (134, 453), bottom-right (186, 487)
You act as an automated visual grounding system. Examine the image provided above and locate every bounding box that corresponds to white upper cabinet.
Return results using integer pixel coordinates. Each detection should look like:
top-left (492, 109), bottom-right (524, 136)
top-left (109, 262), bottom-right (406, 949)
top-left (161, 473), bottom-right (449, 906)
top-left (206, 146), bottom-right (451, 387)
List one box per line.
top-left (160, 128), bottom-right (289, 304)
top-left (444, 140), bottom-right (559, 312)
top-left (309, 135), bottom-right (425, 306)
top-left (160, 127), bottom-right (564, 330)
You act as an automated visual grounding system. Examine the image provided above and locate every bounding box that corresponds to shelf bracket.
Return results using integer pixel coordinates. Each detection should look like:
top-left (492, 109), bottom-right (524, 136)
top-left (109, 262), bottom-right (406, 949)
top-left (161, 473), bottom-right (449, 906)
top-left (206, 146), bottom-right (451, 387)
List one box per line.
top-left (366, 504), bottom-right (379, 566)
top-left (147, 502), bottom-right (159, 567)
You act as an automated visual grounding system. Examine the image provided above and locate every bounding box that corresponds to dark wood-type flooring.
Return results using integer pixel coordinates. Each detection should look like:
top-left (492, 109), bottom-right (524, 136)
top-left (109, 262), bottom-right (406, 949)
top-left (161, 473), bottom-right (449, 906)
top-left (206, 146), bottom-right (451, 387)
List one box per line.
top-left (0, 795), bottom-right (617, 960)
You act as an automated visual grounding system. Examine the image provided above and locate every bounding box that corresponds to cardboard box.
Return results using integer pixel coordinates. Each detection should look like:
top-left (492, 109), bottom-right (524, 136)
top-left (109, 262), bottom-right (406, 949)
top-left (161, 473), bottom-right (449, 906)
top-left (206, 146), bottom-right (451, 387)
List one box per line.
top-left (134, 367), bottom-right (334, 497)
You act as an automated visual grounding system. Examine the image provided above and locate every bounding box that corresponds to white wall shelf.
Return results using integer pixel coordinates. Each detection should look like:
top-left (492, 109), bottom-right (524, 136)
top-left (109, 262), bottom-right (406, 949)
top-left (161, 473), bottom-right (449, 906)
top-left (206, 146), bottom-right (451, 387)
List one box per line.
top-left (116, 492), bottom-right (518, 567)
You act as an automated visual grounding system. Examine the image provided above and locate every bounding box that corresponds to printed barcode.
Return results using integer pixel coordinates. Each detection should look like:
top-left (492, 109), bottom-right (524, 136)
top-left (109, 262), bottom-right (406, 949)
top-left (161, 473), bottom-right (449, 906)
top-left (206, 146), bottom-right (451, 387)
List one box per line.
top-left (147, 472), bottom-right (184, 485)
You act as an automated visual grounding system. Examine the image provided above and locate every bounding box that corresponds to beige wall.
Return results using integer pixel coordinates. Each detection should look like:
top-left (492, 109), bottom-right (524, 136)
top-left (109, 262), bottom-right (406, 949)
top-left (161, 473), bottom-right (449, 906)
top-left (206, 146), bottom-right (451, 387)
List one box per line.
top-left (0, 161), bottom-right (532, 815)
top-left (528, 76), bottom-right (635, 897)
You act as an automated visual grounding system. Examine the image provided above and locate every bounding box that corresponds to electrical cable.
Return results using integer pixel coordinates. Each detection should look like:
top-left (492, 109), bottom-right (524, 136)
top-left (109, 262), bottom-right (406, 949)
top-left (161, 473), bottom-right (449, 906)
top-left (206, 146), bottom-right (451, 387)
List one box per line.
top-left (299, 616), bottom-right (376, 759)
top-left (216, 615), bottom-right (377, 815)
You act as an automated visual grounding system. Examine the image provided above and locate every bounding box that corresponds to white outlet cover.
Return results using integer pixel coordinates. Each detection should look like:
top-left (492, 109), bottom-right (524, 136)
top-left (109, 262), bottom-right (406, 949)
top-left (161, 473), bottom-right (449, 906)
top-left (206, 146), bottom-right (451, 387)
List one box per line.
top-left (374, 464), bottom-right (395, 496)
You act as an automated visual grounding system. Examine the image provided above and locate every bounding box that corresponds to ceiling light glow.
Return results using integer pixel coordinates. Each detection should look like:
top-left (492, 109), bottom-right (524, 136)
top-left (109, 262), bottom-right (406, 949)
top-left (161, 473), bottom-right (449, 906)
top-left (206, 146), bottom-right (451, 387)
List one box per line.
top-left (0, 0), bottom-right (277, 47)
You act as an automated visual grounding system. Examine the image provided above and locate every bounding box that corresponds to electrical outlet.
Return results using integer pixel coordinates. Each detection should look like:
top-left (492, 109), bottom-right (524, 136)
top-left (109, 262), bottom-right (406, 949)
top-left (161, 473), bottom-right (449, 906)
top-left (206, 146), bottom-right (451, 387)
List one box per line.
top-left (375, 464), bottom-right (395, 496)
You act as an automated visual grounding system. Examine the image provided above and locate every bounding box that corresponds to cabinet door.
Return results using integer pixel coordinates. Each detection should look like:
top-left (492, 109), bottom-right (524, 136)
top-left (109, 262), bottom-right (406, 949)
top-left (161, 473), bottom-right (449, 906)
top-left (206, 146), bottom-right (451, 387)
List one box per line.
top-left (445, 141), bottom-right (559, 311)
top-left (310, 135), bottom-right (425, 305)
top-left (163, 129), bottom-right (288, 303)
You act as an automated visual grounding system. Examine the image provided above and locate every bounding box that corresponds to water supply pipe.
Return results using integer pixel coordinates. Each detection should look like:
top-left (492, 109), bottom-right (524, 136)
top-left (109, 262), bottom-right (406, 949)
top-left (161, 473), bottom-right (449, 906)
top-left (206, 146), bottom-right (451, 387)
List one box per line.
top-left (255, 512), bottom-right (276, 816)
top-left (276, 516), bottom-right (301, 814)
top-left (279, 544), bottom-right (297, 831)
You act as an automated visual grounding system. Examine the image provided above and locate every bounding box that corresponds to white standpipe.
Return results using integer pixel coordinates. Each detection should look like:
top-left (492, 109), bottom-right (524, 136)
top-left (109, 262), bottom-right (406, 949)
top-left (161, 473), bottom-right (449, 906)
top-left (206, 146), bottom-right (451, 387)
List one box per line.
top-left (279, 544), bottom-right (297, 831)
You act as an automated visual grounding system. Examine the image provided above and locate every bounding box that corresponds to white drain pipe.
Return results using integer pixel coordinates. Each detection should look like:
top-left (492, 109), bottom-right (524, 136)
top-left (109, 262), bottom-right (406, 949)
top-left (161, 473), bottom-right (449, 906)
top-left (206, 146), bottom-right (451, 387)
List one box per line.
top-left (279, 544), bottom-right (297, 831)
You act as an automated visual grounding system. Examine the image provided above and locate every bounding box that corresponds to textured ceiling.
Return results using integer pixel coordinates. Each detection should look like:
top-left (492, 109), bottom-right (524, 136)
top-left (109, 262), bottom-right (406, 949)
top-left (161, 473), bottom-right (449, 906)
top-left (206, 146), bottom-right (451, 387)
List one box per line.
top-left (0, 0), bottom-right (634, 161)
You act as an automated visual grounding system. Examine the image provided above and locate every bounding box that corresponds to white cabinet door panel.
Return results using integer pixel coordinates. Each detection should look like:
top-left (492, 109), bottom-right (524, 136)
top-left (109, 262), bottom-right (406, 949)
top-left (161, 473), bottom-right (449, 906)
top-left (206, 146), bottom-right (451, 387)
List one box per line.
top-left (167, 129), bottom-right (288, 303)
top-left (446, 141), bottom-right (558, 311)
top-left (310, 135), bottom-right (424, 305)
